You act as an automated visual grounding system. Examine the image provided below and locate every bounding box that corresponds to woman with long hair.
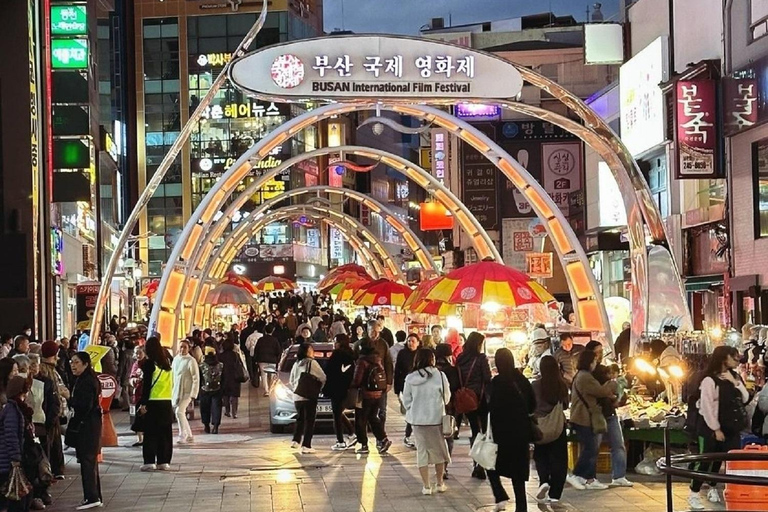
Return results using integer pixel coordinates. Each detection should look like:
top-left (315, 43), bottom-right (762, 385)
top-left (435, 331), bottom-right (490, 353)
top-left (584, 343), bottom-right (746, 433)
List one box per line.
top-left (288, 342), bottom-right (326, 453)
top-left (688, 345), bottom-right (748, 510)
top-left (129, 346), bottom-right (147, 447)
top-left (455, 331), bottom-right (492, 479)
top-left (402, 348), bottom-right (452, 495)
top-left (69, 352), bottom-right (103, 509)
top-left (138, 337), bottom-right (174, 471)
top-left (324, 334), bottom-right (357, 451)
top-left (486, 349), bottom-right (536, 512)
top-left (0, 356), bottom-right (19, 406)
top-left (531, 355), bottom-right (569, 504)
top-left (199, 346), bottom-right (224, 434)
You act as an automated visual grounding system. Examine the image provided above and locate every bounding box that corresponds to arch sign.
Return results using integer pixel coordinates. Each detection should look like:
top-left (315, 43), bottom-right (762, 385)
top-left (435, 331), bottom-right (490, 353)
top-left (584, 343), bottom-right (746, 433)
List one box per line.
top-left (229, 35), bottom-right (524, 101)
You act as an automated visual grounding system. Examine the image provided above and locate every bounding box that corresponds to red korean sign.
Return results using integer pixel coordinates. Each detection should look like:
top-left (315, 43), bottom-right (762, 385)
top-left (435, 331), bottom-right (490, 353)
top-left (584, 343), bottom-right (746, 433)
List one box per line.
top-left (676, 80), bottom-right (718, 178)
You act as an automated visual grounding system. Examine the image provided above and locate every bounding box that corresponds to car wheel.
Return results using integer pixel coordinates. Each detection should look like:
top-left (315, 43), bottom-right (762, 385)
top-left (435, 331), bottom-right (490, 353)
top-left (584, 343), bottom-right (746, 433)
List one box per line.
top-left (270, 421), bottom-right (286, 434)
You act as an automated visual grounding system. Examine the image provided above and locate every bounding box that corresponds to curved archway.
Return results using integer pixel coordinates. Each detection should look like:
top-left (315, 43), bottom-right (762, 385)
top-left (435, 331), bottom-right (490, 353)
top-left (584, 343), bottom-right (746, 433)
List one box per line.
top-left (150, 105), bottom-right (609, 345)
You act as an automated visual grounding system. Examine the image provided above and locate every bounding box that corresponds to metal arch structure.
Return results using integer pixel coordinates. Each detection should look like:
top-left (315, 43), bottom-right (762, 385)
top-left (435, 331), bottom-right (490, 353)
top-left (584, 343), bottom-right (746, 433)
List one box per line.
top-left (180, 205), bottom-right (395, 334)
top-left (149, 106), bottom-right (609, 346)
top-left (191, 207), bottom-right (389, 331)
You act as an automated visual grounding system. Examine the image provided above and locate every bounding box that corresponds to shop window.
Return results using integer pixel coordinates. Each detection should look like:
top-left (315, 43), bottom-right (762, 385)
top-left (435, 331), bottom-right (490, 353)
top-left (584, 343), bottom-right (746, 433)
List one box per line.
top-left (751, 0), bottom-right (768, 42)
top-left (753, 138), bottom-right (768, 237)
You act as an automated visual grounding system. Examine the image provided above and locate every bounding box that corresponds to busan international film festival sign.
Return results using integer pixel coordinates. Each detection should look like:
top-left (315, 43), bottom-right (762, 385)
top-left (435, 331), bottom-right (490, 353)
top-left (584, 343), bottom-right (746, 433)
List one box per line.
top-left (229, 35), bottom-right (524, 101)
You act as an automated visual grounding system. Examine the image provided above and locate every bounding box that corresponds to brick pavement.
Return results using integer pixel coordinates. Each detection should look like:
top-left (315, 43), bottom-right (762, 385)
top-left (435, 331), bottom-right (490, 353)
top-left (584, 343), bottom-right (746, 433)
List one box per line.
top-left (42, 386), bottom-right (725, 512)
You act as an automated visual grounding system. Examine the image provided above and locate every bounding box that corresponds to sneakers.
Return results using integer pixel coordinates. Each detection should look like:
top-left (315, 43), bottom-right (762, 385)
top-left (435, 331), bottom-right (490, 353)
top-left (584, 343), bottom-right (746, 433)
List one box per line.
top-left (300, 447), bottom-right (316, 454)
top-left (585, 480), bottom-right (609, 490)
top-left (421, 486), bottom-right (432, 495)
top-left (346, 434), bottom-right (357, 446)
top-left (75, 500), bottom-right (103, 510)
top-left (331, 442), bottom-right (348, 451)
top-left (140, 464), bottom-right (156, 472)
top-left (185, 435), bottom-right (194, 443)
top-left (611, 477), bottom-right (634, 487)
top-left (566, 474), bottom-right (586, 490)
top-left (403, 436), bottom-right (416, 449)
top-left (707, 488), bottom-right (721, 503)
top-left (378, 438), bottom-right (392, 454)
top-left (356, 445), bottom-right (370, 454)
top-left (176, 438), bottom-right (187, 445)
top-left (536, 483), bottom-right (550, 501)
top-left (157, 464), bottom-right (171, 471)
top-left (290, 441), bottom-right (300, 449)
top-left (31, 498), bottom-right (46, 510)
top-left (493, 501), bottom-right (508, 511)
top-left (435, 483), bottom-right (447, 493)
top-left (688, 492), bottom-right (705, 510)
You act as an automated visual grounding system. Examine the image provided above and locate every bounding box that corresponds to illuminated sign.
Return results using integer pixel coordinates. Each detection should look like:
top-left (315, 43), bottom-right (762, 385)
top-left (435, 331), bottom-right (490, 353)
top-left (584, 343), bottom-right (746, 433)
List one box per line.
top-left (200, 101), bottom-right (284, 120)
top-left (455, 103), bottom-right (501, 120)
top-left (676, 80), bottom-right (718, 178)
top-left (51, 5), bottom-right (87, 35)
top-left (330, 227), bottom-right (344, 260)
top-left (104, 132), bottom-right (118, 162)
top-left (51, 39), bottom-right (89, 69)
top-left (619, 37), bottom-right (669, 156)
top-left (430, 128), bottom-right (448, 181)
top-left (230, 35), bottom-right (524, 100)
top-left (51, 227), bottom-right (64, 276)
top-left (526, 252), bottom-right (553, 279)
top-left (194, 52), bottom-right (233, 68)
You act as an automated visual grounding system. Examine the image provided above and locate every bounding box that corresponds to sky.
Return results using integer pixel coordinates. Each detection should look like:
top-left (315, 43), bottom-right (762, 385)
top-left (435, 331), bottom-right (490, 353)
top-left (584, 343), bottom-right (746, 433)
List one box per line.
top-left (323, 0), bottom-right (621, 35)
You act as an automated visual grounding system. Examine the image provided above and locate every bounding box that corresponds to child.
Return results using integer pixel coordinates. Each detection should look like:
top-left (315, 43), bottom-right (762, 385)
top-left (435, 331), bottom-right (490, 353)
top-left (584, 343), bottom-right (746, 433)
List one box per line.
top-left (608, 363), bottom-right (628, 402)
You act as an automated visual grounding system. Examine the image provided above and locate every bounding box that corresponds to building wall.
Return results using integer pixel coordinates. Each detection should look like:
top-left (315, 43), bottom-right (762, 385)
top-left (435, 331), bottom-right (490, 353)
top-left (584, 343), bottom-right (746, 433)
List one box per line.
top-left (672, 0), bottom-right (722, 73)
top-left (727, 0), bottom-right (768, 72)
top-left (627, 0), bottom-right (670, 56)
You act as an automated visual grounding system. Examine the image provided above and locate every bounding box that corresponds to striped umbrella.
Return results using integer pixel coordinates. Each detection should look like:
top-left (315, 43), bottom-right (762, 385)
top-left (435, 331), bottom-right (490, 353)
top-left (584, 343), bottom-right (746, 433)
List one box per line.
top-left (222, 272), bottom-right (257, 294)
top-left (254, 276), bottom-right (297, 293)
top-left (332, 263), bottom-right (370, 277)
top-left (420, 260), bottom-right (554, 308)
top-left (333, 278), bottom-right (371, 302)
top-left (411, 300), bottom-right (459, 317)
top-left (205, 283), bottom-right (256, 305)
top-left (318, 271), bottom-right (370, 294)
top-left (403, 276), bottom-right (446, 311)
top-left (351, 278), bottom-right (413, 307)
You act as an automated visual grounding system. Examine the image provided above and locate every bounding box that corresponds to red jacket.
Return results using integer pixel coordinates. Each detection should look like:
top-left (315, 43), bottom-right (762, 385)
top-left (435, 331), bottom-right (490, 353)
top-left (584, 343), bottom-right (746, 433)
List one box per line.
top-left (353, 355), bottom-right (384, 400)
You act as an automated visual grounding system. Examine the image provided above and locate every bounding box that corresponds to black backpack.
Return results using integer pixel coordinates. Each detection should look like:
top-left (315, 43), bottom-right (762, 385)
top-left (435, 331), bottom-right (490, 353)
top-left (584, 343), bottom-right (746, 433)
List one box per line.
top-left (366, 361), bottom-right (387, 392)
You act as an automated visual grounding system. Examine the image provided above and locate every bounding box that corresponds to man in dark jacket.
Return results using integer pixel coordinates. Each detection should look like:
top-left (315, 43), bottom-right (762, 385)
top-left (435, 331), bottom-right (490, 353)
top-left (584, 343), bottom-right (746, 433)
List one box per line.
top-left (254, 325), bottom-right (284, 397)
top-left (359, 319), bottom-right (394, 427)
top-left (8, 334), bottom-right (29, 359)
top-left (553, 333), bottom-right (584, 385)
top-left (273, 316), bottom-right (291, 349)
top-left (352, 341), bottom-right (392, 454)
top-left (394, 333), bottom-right (419, 448)
top-left (376, 315), bottom-right (395, 347)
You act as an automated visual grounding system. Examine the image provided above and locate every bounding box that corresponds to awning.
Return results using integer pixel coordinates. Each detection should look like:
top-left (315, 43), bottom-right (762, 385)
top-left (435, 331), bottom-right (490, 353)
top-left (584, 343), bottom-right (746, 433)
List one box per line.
top-left (684, 274), bottom-right (725, 292)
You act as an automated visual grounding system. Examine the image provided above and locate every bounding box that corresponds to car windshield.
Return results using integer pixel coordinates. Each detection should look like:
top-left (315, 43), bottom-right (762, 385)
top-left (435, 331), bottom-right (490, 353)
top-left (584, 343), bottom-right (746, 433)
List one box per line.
top-left (280, 353), bottom-right (332, 373)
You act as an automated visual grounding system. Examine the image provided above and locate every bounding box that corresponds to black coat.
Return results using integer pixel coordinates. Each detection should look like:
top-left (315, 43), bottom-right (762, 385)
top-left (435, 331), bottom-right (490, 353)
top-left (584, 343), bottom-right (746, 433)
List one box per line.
top-left (70, 371), bottom-right (102, 454)
top-left (488, 371), bottom-right (536, 480)
top-left (219, 350), bottom-right (242, 397)
top-left (456, 351), bottom-right (492, 401)
top-left (323, 349), bottom-right (356, 400)
top-left (254, 335), bottom-right (283, 364)
top-left (394, 348), bottom-right (417, 395)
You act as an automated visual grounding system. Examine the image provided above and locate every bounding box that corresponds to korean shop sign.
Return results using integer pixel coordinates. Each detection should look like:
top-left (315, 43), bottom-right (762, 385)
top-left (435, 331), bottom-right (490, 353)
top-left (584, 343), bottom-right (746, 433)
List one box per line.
top-left (51, 39), bottom-right (89, 69)
top-left (675, 80), bottom-right (718, 178)
top-left (229, 35), bottom-right (524, 101)
top-left (51, 5), bottom-right (87, 35)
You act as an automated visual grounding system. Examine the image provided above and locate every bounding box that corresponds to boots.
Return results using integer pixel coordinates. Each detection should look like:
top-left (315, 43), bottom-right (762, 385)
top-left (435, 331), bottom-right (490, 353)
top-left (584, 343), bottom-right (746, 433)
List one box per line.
top-left (212, 425), bottom-right (219, 434)
top-left (204, 424), bottom-right (210, 434)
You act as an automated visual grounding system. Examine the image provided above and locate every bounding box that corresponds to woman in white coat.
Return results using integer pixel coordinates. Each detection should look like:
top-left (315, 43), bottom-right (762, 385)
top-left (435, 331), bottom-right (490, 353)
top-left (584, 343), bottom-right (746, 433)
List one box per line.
top-left (402, 348), bottom-right (452, 496)
top-left (172, 340), bottom-right (200, 444)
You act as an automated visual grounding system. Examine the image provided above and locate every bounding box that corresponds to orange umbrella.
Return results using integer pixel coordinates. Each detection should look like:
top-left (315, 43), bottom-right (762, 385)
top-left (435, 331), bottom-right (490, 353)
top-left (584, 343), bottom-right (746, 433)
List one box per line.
top-left (411, 300), bottom-right (459, 316)
top-left (318, 271), bottom-right (371, 293)
top-left (138, 279), bottom-right (160, 300)
top-left (222, 272), bottom-right (257, 294)
top-left (351, 278), bottom-right (413, 307)
top-left (205, 283), bottom-right (256, 305)
top-left (403, 276), bottom-right (446, 311)
top-left (421, 259), bottom-right (554, 308)
top-left (332, 263), bottom-right (370, 276)
top-left (254, 276), bottom-right (297, 293)
top-left (333, 278), bottom-right (370, 302)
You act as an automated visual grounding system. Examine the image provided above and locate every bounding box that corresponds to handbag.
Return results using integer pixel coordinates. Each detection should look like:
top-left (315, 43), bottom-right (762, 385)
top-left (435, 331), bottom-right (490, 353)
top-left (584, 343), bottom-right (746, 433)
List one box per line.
top-left (1, 464), bottom-right (32, 501)
top-left (510, 377), bottom-right (543, 443)
top-left (343, 387), bottom-right (360, 410)
top-left (236, 349), bottom-right (249, 384)
top-left (535, 402), bottom-right (565, 445)
top-left (454, 358), bottom-right (482, 415)
top-left (440, 371), bottom-right (456, 438)
top-left (294, 361), bottom-right (323, 400)
top-left (469, 413), bottom-right (498, 470)
top-left (575, 385), bottom-right (608, 434)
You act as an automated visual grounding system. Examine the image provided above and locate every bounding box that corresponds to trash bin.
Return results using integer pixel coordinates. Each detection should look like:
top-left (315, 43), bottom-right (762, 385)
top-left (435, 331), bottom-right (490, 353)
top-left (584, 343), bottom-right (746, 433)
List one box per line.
top-left (724, 444), bottom-right (768, 511)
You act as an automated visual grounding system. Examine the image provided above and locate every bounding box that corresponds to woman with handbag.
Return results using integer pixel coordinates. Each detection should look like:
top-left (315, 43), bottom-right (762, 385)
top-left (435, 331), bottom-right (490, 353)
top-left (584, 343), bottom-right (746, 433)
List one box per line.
top-left (138, 337), bottom-right (174, 472)
top-left (288, 343), bottom-right (326, 454)
top-left (402, 349), bottom-right (452, 496)
top-left (68, 352), bottom-right (103, 510)
top-left (568, 350), bottom-right (617, 491)
top-left (0, 376), bottom-right (33, 512)
top-left (455, 331), bottom-right (492, 480)
top-left (486, 348), bottom-right (536, 512)
top-left (531, 355), bottom-right (569, 504)
top-left (128, 346), bottom-right (147, 447)
top-left (219, 338), bottom-right (244, 419)
top-left (323, 334), bottom-right (356, 451)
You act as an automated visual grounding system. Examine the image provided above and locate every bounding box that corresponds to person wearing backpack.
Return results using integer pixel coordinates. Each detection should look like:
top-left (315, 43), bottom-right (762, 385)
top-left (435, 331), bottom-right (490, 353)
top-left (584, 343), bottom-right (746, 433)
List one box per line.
top-left (352, 341), bottom-right (392, 455)
top-left (531, 355), bottom-right (569, 504)
top-left (688, 345), bottom-right (749, 511)
top-left (455, 331), bottom-right (492, 480)
top-left (199, 346), bottom-right (224, 434)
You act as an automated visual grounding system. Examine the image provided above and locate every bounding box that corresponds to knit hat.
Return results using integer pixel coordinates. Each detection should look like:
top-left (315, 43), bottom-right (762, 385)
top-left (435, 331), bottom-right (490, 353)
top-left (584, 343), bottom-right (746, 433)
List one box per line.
top-left (6, 376), bottom-right (29, 399)
top-left (41, 340), bottom-right (59, 359)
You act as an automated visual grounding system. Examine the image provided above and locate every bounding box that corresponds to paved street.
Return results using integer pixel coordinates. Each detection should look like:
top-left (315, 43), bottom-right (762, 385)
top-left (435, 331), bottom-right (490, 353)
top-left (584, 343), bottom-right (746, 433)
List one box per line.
top-left (41, 387), bottom-right (724, 512)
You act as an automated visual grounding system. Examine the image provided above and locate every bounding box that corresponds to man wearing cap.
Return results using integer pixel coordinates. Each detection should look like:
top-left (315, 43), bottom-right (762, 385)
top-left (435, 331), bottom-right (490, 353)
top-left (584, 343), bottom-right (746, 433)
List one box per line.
top-left (527, 328), bottom-right (552, 379)
top-left (40, 340), bottom-right (67, 478)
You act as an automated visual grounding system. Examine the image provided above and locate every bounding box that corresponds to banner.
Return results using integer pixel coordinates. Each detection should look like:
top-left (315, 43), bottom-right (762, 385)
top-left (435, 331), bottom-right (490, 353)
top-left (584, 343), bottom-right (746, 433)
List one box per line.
top-left (461, 123), bottom-right (499, 230)
top-left (501, 219), bottom-right (532, 272)
top-left (542, 142), bottom-right (582, 216)
top-left (76, 283), bottom-right (100, 327)
top-left (676, 80), bottom-right (718, 178)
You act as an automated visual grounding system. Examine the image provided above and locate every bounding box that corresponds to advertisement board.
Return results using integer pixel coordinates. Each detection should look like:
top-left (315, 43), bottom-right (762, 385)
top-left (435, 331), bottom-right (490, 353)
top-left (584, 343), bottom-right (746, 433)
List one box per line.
top-left (419, 202), bottom-right (454, 231)
top-left (50, 5), bottom-right (87, 35)
top-left (330, 228), bottom-right (344, 261)
top-left (51, 39), bottom-right (89, 69)
top-left (501, 219), bottom-right (532, 272)
top-left (542, 142), bottom-right (582, 216)
top-left (526, 252), bottom-right (553, 278)
top-left (430, 128), bottom-right (448, 181)
top-left (76, 283), bottom-right (100, 326)
top-left (598, 162), bottom-right (627, 227)
top-left (676, 80), bottom-right (718, 178)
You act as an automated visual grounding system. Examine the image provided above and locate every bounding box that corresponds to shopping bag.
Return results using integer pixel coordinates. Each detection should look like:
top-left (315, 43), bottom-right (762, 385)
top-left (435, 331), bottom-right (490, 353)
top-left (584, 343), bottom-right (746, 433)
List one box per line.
top-left (1, 464), bottom-right (32, 501)
top-left (469, 413), bottom-right (497, 470)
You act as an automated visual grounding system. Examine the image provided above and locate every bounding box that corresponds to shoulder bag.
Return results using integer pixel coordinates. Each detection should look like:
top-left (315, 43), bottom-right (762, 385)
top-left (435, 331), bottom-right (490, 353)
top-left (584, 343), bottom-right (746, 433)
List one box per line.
top-left (455, 357), bottom-right (481, 415)
top-left (574, 384), bottom-right (607, 434)
top-left (535, 401), bottom-right (565, 445)
top-left (469, 412), bottom-right (497, 470)
top-left (511, 378), bottom-right (544, 443)
top-left (440, 371), bottom-right (456, 438)
top-left (294, 360), bottom-right (323, 400)
top-left (131, 371), bottom-right (162, 433)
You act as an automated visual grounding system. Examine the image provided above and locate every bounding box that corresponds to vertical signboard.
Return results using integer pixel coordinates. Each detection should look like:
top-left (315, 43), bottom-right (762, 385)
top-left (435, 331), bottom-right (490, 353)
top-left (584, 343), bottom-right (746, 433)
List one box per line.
top-left (430, 128), bottom-right (448, 182)
top-left (542, 142), bottom-right (582, 216)
top-left (501, 219), bottom-right (533, 272)
top-left (29, 0), bottom-right (41, 333)
top-left (76, 283), bottom-right (100, 326)
top-left (461, 123), bottom-right (499, 230)
top-left (526, 252), bottom-right (553, 278)
top-left (330, 227), bottom-right (343, 261)
top-left (676, 80), bottom-right (718, 178)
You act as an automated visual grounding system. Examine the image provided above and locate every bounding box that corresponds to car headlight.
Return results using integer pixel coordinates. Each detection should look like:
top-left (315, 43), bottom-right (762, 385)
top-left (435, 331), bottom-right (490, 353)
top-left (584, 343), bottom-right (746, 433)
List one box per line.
top-left (274, 380), bottom-right (293, 402)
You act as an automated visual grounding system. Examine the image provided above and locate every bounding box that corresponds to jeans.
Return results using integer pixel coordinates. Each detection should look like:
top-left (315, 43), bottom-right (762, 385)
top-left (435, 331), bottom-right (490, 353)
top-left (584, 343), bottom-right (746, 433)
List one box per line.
top-left (293, 399), bottom-right (318, 448)
top-left (356, 397), bottom-right (387, 447)
top-left (597, 415), bottom-right (626, 479)
top-left (331, 396), bottom-right (354, 443)
top-left (487, 470), bottom-right (527, 511)
top-left (143, 400), bottom-right (174, 465)
top-left (690, 433), bottom-right (741, 492)
top-left (573, 423), bottom-right (599, 480)
top-left (533, 428), bottom-right (568, 499)
top-left (224, 395), bottom-right (239, 417)
top-left (200, 390), bottom-right (223, 427)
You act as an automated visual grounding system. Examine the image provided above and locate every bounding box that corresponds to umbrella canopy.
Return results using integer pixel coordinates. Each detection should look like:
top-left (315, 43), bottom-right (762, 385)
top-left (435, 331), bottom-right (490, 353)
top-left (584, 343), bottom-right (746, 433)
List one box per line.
top-left (332, 263), bottom-right (370, 277)
top-left (351, 278), bottom-right (413, 307)
top-left (411, 300), bottom-right (459, 317)
top-left (421, 260), bottom-right (555, 308)
top-left (254, 276), bottom-right (297, 293)
top-left (205, 283), bottom-right (256, 305)
top-left (222, 272), bottom-right (257, 294)
top-left (138, 279), bottom-right (160, 299)
top-left (318, 271), bottom-right (371, 294)
top-left (333, 278), bottom-right (371, 302)
top-left (403, 276), bottom-right (446, 311)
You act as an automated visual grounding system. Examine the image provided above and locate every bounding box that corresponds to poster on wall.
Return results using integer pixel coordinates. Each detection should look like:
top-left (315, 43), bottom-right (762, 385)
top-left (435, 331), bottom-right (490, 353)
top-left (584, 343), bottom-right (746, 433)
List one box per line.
top-left (526, 252), bottom-right (553, 278)
top-left (501, 219), bottom-right (533, 272)
top-left (542, 142), bottom-right (582, 216)
top-left (676, 80), bottom-right (718, 178)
